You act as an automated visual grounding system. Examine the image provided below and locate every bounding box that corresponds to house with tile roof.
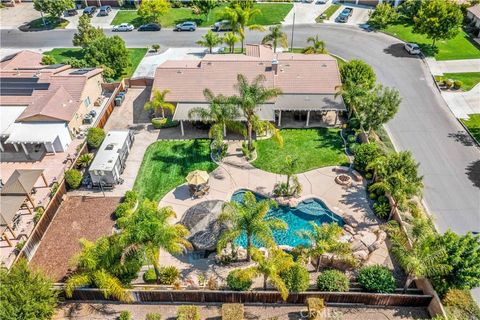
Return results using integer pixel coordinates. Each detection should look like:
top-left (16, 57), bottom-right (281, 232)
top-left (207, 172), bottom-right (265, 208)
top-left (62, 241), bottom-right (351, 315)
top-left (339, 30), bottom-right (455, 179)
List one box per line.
top-left (467, 4), bottom-right (480, 38)
top-left (152, 44), bottom-right (346, 136)
top-left (0, 50), bottom-right (104, 156)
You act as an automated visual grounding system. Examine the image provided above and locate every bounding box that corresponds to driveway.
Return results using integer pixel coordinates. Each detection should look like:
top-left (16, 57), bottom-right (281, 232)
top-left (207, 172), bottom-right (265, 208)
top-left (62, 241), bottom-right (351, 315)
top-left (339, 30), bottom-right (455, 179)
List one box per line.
top-left (283, 1), bottom-right (332, 25)
top-left (442, 84), bottom-right (480, 119)
top-left (326, 4), bottom-right (372, 26)
top-left (64, 8), bottom-right (119, 30)
top-left (0, 3), bottom-right (40, 29)
top-left (426, 57), bottom-right (480, 75)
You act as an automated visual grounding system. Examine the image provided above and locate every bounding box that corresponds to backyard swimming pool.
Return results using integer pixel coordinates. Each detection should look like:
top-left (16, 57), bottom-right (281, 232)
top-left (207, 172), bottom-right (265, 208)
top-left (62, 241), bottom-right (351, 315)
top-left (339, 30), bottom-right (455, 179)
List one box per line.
top-left (232, 189), bottom-right (344, 248)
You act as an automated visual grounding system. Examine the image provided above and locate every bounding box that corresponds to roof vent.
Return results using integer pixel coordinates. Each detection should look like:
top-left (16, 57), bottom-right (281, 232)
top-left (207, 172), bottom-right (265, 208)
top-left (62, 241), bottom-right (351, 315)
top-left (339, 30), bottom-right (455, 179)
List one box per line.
top-left (321, 64), bottom-right (327, 67)
top-left (105, 143), bottom-right (116, 150)
top-left (177, 70), bottom-right (183, 74)
top-left (258, 62), bottom-right (264, 66)
top-left (206, 62), bottom-right (212, 65)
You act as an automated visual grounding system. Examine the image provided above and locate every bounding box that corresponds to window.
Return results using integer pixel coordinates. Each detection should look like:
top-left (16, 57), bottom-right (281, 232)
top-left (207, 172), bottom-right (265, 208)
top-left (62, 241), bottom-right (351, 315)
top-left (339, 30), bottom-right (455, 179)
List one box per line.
top-left (85, 97), bottom-right (91, 107)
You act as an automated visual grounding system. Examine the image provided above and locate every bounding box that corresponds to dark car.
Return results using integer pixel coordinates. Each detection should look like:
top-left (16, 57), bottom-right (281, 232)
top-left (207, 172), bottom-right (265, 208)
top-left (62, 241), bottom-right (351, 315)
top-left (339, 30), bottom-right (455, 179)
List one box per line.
top-left (98, 5), bottom-right (112, 16)
top-left (83, 6), bottom-right (97, 16)
top-left (65, 9), bottom-right (78, 16)
top-left (337, 7), bottom-right (353, 23)
top-left (138, 23), bottom-right (161, 31)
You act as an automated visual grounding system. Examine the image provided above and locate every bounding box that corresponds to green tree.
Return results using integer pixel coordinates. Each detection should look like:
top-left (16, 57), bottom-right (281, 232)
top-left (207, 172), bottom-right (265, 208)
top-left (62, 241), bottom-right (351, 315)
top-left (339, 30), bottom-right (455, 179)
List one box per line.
top-left (353, 143), bottom-right (381, 174)
top-left (223, 32), bottom-right (239, 53)
top-left (398, 0), bottom-right (423, 23)
top-left (222, 4), bottom-right (264, 52)
top-left (218, 191), bottom-right (287, 261)
top-left (196, 30), bottom-right (223, 54)
top-left (261, 25), bottom-right (288, 53)
top-left (228, 0), bottom-right (255, 10)
top-left (193, 0), bottom-right (219, 21)
top-left (144, 89), bottom-right (175, 118)
top-left (299, 223), bottom-right (352, 272)
top-left (303, 35), bottom-right (327, 54)
top-left (230, 74), bottom-right (283, 151)
top-left (83, 35), bottom-right (130, 79)
top-left (368, 2), bottom-right (399, 28)
top-left (335, 79), bottom-right (369, 120)
top-left (73, 14), bottom-right (105, 48)
top-left (413, 0), bottom-right (463, 47)
top-left (41, 55), bottom-right (56, 65)
top-left (340, 60), bottom-right (376, 90)
top-left (0, 259), bottom-right (57, 320)
top-left (138, 0), bottom-right (170, 24)
top-left (121, 200), bottom-right (192, 284)
top-left (33, 0), bottom-right (73, 20)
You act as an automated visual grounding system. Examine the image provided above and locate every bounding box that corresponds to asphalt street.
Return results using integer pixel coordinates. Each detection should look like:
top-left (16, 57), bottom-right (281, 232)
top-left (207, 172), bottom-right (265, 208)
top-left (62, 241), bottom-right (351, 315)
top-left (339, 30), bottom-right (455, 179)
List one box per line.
top-left (1, 24), bottom-right (479, 235)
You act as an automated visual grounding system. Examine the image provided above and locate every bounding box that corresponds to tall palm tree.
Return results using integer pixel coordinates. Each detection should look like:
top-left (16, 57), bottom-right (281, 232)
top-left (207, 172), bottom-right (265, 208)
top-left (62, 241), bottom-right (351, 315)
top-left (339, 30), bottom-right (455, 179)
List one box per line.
top-left (230, 74), bottom-right (283, 151)
top-left (299, 223), bottom-right (352, 272)
top-left (218, 191), bottom-right (287, 261)
top-left (251, 247), bottom-right (294, 300)
top-left (261, 25), bottom-right (288, 53)
top-left (121, 200), bottom-right (192, 284)
top-left (303, 35), bottom-right (327, 54)
top-left (144, 89), bottom-right (175, 118)
top-left (222, 4), bottom-right (264, 52)
top-left (223, 32), bottom-right (239, 53)
top-left (196, 30), bottom-right (223, 54)
top-left (188, 89), bottom-right (244, 140)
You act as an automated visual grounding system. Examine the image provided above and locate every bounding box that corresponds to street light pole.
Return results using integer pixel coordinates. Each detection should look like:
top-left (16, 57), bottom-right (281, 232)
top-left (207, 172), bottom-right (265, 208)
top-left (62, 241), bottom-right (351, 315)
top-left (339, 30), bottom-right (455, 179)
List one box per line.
top-left (290, 11), bottom-right (295, 51)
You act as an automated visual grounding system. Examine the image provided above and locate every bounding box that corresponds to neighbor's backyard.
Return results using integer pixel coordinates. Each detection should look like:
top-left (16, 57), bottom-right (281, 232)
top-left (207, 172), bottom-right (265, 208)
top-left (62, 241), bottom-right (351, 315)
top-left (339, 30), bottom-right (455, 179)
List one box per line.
top-left (133, 139), bottom-right (217, 201)
top-left (111, 3), bottom-right (293, 27)
top-left (252, 129), bottom-right (349, 174)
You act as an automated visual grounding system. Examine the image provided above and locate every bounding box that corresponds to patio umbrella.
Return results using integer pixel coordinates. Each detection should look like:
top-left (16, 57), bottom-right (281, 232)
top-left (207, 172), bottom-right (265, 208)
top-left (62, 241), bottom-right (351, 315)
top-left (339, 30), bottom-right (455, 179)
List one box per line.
top-left (186, 170), bottom-right (209, 186)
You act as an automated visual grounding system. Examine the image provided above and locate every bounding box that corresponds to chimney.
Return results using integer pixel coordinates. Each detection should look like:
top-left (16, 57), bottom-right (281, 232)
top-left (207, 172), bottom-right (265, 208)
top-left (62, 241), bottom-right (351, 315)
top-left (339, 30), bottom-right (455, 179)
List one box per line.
top-left (272, 58), bottom-right (279, 75)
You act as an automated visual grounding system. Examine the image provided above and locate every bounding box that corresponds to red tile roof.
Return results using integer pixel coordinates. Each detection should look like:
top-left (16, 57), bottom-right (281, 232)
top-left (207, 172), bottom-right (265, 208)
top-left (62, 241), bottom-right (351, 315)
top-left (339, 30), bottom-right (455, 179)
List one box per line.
top-left (468, 4), bottom-right (480, 19)
top-left (0, 50), bottom-right (44, 70)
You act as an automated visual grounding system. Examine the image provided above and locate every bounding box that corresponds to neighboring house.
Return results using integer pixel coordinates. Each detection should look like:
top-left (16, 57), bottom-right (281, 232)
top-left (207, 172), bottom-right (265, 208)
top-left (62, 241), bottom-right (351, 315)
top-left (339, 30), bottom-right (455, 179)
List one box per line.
top-left (152, 44), bottom-right (346, 136)
top-left (467, 5), bottom-right (480, 31)
top-left (89, 130), bottom-right (134, 188)
top-left (0, 50), bottom-right (103, 155)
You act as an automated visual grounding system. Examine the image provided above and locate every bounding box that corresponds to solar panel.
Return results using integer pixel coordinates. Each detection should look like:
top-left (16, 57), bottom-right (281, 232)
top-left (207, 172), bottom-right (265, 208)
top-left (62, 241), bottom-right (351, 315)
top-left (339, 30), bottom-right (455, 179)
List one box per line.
top-left (0, 77), bottom-right (50, 96)
top-left (44, 64), bottom-right (65, 69)
top-left (70, 68), bottom-right (94, 75)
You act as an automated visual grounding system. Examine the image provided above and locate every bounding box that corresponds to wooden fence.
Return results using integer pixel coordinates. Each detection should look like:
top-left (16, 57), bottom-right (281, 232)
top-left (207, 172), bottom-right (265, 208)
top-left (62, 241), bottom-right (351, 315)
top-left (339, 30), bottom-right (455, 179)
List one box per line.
top-left (96, 81), bottom-right (125, 129)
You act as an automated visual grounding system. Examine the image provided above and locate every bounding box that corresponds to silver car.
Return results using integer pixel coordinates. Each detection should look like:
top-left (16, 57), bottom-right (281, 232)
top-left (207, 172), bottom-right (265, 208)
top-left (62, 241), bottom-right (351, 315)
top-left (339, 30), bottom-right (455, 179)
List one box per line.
top-left (112, 23), bottom-right (134, 32)
top-left (404, 43), bottom-right (421, 55)
top-left (175, 21), bottom-right (197, 31)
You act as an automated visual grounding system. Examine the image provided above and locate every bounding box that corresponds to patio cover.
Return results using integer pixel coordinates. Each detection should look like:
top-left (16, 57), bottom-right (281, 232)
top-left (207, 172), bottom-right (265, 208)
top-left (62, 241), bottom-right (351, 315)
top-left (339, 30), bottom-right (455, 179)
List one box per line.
top-left (0, 106), bottom-right (27, 137)
top-left (4, 122), bottom-right (67, 145)
top-left (274, 94), bottom-right (346, 111)
top-left (173, 103), bottom-right (275, 121)
top-left (1, 169), bottom-right (43, 195)
top-left (0, 194), bottom-right (26, 235)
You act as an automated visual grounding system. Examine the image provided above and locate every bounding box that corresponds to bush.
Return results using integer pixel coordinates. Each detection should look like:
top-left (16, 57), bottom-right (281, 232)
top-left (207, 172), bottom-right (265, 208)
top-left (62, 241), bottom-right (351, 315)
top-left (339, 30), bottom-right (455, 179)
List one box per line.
top-left (353, 143), bottom-right (380, 173)
top-left (443, 289), bottom-right (480, 320)
top-left (76, 153), bottom-right (93, 168)
top-left (227, 269), bottom-right (253, 291)
top-left (280, 263), bottom-right (310, 292)
top-left (143, 268), bottom-right (157, 284)
top-left (151, 117), bottom-right (180, 129)
top-left (373, 202), bottom-right (391, 219)
top-left (349, 143), bottom-right (359, 155)
top-left (64, 169), bottom-right (82, 189)
top-left (115, 203), bottom-right (132, 219)
top-left (347, 134), bottom-right (357, 143)
top-left (86, 127), bottom-right (106, 149)
top-left (118, 311), bottom-right (132, 320)
top-left (146, 313), bottom-right (162, 320)
top-left (444, 79), bottom-right (453, 89)
top-left (124, 190), bottom-right (138, 207)
top-left (152, 44), bottom-right (161, 52)
top-left (316, 270), bottom-right (349, 292)
top-left (49, 181), bottom-right (59, 198)
top-left (453, 80), bottom-right (463, 89)
top-left (222, 303), bottom-right (244, 320)
top-left (41, 55), bottom-right (56, 65)
top-left (369, 192), bottom-right (377, 200)
top-left (34, 206), bottom-right (44, 225)
top-left (177, 305), bottom-right (199, 320)
top-left (357, 265), bottom-right (396, 293)
top-left (159, 266), bottom-right (180, 285)
top-left (349, 117), bottom-right (360, 130)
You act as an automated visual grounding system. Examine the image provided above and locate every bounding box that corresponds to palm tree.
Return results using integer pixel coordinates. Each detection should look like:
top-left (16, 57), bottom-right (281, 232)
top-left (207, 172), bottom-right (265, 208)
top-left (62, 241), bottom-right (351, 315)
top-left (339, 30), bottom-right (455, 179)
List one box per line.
top-left (223, 32), bottom-right (239, 53)
top-left (334, 79), bottom-right (368, 120)
top-left (188, 89), bottom-right (244, 140)
top-left (299, 223), bottom-right (352, 272)
top-left (303, 35), bottom-right (327, 54)
top-left (121, 200), bottom-right (192, 284)
top-left (222, 4), bottom-right (264, 52)
top-left (218, 191), bottom-right (287, 261)
top-left (144, 89), bottom-right (175, 118)
top-left (196, 30), bottom-right (223, 54)
top-left (282, 155), bottom-right (298, 191)
top-left (230, 74), bottom-right (283, 151)
top-left (366, 155), bottom-right (386, 182)
top-left (261, 25), bottom-right (288, 53)
top-left (251, 247), bottom-right (294, 300)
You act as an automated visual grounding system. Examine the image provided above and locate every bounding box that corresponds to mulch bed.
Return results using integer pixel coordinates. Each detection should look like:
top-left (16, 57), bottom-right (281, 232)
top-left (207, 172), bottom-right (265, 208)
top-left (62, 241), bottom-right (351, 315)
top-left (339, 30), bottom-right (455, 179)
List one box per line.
top-left (29, 196), bottom-right (121, 282)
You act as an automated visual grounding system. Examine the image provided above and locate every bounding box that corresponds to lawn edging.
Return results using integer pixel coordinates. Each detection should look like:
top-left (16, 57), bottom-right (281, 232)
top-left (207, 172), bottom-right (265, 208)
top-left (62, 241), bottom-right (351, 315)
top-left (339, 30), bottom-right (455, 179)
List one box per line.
top-left (458, 118), bottom-right (480, 148)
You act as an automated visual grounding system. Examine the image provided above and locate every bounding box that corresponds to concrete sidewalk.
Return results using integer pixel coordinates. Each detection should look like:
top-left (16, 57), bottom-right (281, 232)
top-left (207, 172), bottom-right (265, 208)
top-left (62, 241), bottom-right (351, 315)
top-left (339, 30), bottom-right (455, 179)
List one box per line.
top-left (426, 57), bottom-right (480, 75)
top-left (442, 83), bottom-right (480, 119)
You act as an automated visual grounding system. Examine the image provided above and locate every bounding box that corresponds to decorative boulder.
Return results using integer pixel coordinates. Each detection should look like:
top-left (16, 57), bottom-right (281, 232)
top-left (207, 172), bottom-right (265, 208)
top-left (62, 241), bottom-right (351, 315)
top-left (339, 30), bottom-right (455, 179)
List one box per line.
top-left (353, 250), bottom-right (369, 261)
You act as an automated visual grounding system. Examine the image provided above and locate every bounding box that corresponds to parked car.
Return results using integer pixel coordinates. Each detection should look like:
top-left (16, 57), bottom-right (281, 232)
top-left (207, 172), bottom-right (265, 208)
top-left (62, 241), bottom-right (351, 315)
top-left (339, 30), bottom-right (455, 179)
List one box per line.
top-left (65, 9), bottom-right (78, 16)
top-left (83, 6), bottom-right (97, 16)
top-left (98, 5), bottom-right (112, 16)
top-left (212, 20), bottom-right (232, 32)
top-left (112, 23), bottom-right (134, 32)
top-left (174, 21), bottom-right (197, 31)
top-left (138, 23), bottom-right (161, 31)
top-left (404, 43), bottom-right (421, 55)
top-left (337, 7), bottom-right (353, 23)
top-left (316, 0), bottom-right (328, 3)
top-left (303, 0), bottom-right (314, 3)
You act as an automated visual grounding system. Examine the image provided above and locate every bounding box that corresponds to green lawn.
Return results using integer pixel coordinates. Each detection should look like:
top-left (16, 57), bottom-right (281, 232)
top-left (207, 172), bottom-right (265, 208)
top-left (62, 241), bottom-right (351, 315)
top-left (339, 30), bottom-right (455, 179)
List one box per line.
top-left (26, 17), bottom-right (69, 30)
top-left (461, 114), bottom-right (480, 142)
top-left (382, 23), bottom-right (480, 60)
top-left (133, 140), bottom-right (218, 201)
top-left (43, 48), bottom-right (147, 81)
top-left (111, 3), bottom-right (293, 27)
top-left (252, 129), bottom-right (349, 174)
top-left (316, 4), bottom-right (341, 23)
top-left (443, 72), bottom-right (480, 91)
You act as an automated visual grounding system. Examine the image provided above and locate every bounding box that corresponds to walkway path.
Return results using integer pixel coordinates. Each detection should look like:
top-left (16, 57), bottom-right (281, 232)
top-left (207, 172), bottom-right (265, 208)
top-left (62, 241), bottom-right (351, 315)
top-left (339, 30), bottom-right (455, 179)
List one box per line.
top-left (442, 83), bottom-right (480, 119)
top-left (425, 57), bottom-right (480, 75)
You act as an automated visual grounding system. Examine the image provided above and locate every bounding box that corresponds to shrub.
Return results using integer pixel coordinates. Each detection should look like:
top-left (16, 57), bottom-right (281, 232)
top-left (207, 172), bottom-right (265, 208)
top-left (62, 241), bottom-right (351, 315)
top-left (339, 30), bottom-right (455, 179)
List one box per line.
top-left (64, 169), bottom-right (82, 189)
top-left (444, 79), bottom-right (453, 89)
top-left (357, 265), bottom-right (396, 293)
top-left (143, 268), bottom-right (157, 284)
top-left (177, 305), bottom-right (199, 320)
top-left (159, 266), bottom-right (180, 285)
top-left (34, 206), bottom-right (44, 225)
top-left (118, 311), bottom-right (131, 320)
top-left (369, 192), bottom-right (377, 200)
top-left (41, 55), bottom-right (56, 65)
top-left (124, 190), bottom-right (138, 207)
top-left (453, 80), bottom-right (463, 89)
top-left (280, 263), bottom-right (310, 292)
top-left (349, 117), bottom-right (360, 129)
top-left (76, 153), bottom-right (93, 168)
top-left (222, 303), bottom-right (244, 320)
top-left (373, 202), bottom-right (390, 219)
top-left (349, 143), bottom-right (359, 155)
top-left (316, 270), bottom-right (349, 292)
top-left (151, 117), bottom-right (179, 129)
top-left (49, 181), bottom-right (59, 198)
top-left (353, 143), bottom-right (380, 173)
top-left (443, 289), bottom-right (480, 320)
top-left (146, 313), bottom-right (162, 320)
top-left (152, 44), bottom-right (160, 52)
top-left (347, 134), bottom-right (357, 143)
top-left (115, 202), bottom-right (132, 219)
top-left (227, 269), bottom-right (253, 291)
top-left (86, 127), bottom-right (106, 149)
top-left (15, 240), bottom-right (26, 252)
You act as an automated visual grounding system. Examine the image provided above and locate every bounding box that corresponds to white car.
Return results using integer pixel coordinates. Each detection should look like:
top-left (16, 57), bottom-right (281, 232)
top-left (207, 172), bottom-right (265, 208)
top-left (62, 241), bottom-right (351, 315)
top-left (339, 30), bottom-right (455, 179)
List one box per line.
top-left (404, 43), bottom-right (421, 55)
top-left (112, 23), bottom-right (134, 32)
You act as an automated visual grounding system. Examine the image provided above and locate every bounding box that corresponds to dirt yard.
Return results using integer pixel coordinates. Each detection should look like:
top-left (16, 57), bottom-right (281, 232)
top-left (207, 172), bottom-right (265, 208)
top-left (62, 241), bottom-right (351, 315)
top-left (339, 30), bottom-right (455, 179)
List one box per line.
top-left (29, 196), bottom-right (121, 282)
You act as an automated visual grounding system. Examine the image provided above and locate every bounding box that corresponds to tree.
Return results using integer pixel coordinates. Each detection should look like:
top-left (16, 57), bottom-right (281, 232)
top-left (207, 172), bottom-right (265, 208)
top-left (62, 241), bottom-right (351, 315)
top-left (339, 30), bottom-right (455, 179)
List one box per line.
top-left (218, 191), bottom-right (287, 261)
top-left (368, 3), bottom-right (399, 29)
top-left (83, 35), bottom-right (130, 79)
top-left (222, 4), bottom-right (264, 52)
top-left (228, 0), bottom-right (255, 10)
top-left (33, 0), bottom-right (73, 19)
top-left (335, 79), bottom-right (369, 120)
top-left (398, 0), bottom-right (423, 23)
top-left (230, 74), bottom-right (282, 151)
top-left (144, 89), bottom-right (175, 118)
top-left (73, 14), bottom-right (105, 48)
top-left (196, 30), bottom-right (223, 54)
top-left (303, 35), bottom-right (326, 54)
top-left (121, 200), bottom-right (192, 284)
top-left (274, 155), bottom-right (301, 197)
top-left (193, 0), bottom-right (219, 21)
top-left (223, 32), bottom-right (239, 53)
top-left (413, 0), bottom-right (463, 47)
top-left (340, 60), bottom-right (376, 91)
top-left (138, 0), bottom-right (170, 24)
top-left (299, 223), bottom-right (352, 272)
top-left (0, 259), bottom-right (57, 320)
top-left (261, 25), bottom-right (288, 53)
top-left (41, 55), bottom-right (56, 65)
top-left (353, 143), bottom-right (381, 174)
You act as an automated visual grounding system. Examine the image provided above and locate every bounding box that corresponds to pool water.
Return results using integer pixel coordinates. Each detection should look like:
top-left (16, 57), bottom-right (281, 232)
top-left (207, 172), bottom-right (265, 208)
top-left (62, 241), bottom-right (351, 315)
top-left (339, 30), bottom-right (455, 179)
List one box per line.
top-left (232, 189), bottom-right (344, 248)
